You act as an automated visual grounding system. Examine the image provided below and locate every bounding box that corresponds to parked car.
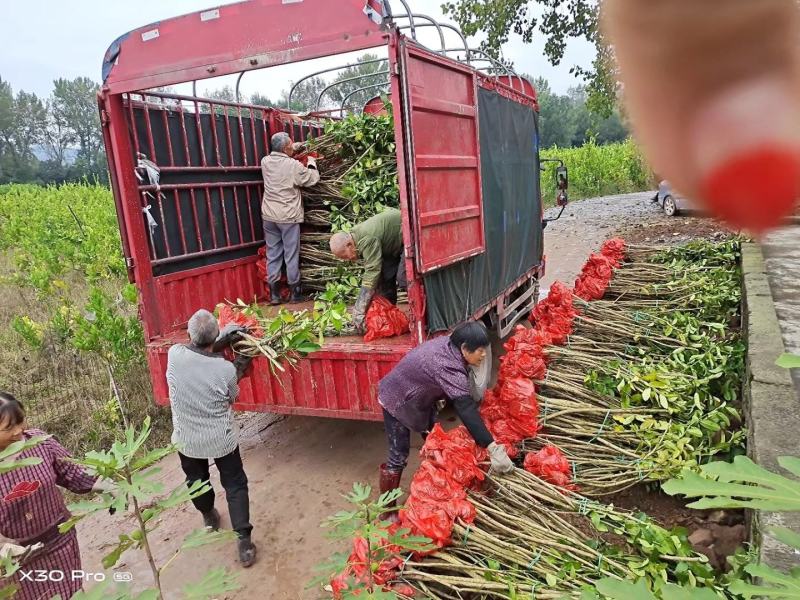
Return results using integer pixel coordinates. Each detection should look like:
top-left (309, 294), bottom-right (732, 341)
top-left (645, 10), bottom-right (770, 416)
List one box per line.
top-left (653, 181), bottom-right (695, 216)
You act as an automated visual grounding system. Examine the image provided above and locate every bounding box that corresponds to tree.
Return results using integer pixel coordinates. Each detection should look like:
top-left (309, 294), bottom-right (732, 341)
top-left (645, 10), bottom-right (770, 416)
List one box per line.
top-left (325, 54), bottom-right (390, 113)
top-left (0, 77), bottom-right (46, 183)
top-left (51, 77), bottom-right (106, 181)
top-left (443, 0), bottom-right (618, 116)
top-left (531, 76), bottom-right (576, 148)
top-left (249, 92), bottom-right (274, 108)
top-left (279, 76), bottom-right (327, 112)
top-left (528, 75), bottom-right (629, 148)
top-left (42, 97), bottom-right (71, 166)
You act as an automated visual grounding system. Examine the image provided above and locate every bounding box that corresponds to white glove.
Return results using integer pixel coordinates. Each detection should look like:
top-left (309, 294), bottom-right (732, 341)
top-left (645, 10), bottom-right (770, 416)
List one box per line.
top-left (0, 541), bottom-right (27, 559)
top-left (306, 156), bottom-right (317, 170)
top-left (291, 141), bottom-right (306, 152)
top-left (488, 442), bottom-right (515, 475)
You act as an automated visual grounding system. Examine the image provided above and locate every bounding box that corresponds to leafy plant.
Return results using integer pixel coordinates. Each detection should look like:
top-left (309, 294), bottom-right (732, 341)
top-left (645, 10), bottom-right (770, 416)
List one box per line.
top-left (313, 483), bottom-right (435, 598)
top-left (777, 353), bottom-right (800, 369)
top-left (61, 415), bottom-right (240, 600)
top-left (662, 456), bottom-right (800, 512)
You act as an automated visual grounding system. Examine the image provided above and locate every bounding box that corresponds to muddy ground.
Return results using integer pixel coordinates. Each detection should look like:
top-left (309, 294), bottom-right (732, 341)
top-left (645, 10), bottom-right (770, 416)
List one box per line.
top-left (77, 192), bottom-right (734, 599)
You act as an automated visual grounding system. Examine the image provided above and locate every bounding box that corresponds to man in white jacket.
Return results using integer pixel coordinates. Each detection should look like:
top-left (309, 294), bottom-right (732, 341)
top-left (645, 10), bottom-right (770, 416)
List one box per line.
top-left (260, 131), bottom-right (320, 304)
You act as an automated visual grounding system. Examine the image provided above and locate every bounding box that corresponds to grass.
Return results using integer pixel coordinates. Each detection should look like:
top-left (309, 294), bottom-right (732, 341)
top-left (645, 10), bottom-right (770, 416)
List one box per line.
top-left (540, 138), bottom-right (655, 207)
top-left (0, 186), bottom-right (171, 455)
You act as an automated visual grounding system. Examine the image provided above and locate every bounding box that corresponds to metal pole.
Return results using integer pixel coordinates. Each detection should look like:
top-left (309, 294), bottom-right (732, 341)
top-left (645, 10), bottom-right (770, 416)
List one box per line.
top-left (392, 0), bottom-right (416, 39)
top-left (286, 58), bottom-right (387, 109)
top-left (235, 71), bottom-right (245, 103)
top-left (393, 14), bottom-right (445, 51)
top-left (339, 82), bottom-right (390, 116)
top-left (315, 69), bottom-right (389, 112)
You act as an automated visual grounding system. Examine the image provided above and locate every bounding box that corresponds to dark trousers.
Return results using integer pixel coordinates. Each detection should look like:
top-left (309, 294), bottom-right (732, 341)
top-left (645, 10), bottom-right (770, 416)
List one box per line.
top-left (263, 221), bottom-right (300, 285)
top-left (378, 252), bottom-right (407, 305)
top-left (382, 407), bottom-right (434, 472)
top-left (178, 448), bottom-right (253, 539)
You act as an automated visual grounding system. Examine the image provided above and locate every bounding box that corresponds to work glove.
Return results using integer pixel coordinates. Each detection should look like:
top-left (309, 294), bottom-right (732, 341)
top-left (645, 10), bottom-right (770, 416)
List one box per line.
top-left (352, 287), bottom-right (375, 335)
top-left (487, 442), bottom-right (515, 475)
top-left (306, 155), bottom-right (318, 170)
top-left (213, 324), bottom-right (247, 352)
top-left (0, 535), bottom-right (27, 560)
top-left (291, 141), bottom-right (306, 153)
top-left (233, 354), bottom-right (254, 380)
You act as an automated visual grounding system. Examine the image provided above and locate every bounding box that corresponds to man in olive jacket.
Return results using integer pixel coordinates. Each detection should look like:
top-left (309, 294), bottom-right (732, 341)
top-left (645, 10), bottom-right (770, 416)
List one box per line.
top-left (329, 207), bottom-right (405, 333)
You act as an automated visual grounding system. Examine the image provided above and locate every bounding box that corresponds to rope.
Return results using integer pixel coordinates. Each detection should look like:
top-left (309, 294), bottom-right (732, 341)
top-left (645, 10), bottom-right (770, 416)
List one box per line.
top-left (587, 410), bottom-right (611, 444)
top-left (526, 548), bottom-right (543, 570)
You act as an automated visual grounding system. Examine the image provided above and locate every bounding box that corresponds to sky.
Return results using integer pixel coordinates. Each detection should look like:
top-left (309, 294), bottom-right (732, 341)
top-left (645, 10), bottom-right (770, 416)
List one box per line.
top-left (0, 0), bottom-right (595, 102)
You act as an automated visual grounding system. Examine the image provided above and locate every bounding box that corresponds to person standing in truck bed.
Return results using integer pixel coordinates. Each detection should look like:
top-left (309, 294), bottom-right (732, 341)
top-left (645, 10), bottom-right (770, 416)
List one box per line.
top-left (328, 207), bottom-right (406, 334)
top-left (261, 131), bottom-right (320, 304)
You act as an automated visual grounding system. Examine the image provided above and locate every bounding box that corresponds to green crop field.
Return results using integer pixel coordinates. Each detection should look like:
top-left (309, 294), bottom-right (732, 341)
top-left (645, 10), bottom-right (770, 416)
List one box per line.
top-left (540, 138), bottom-right (654, 206)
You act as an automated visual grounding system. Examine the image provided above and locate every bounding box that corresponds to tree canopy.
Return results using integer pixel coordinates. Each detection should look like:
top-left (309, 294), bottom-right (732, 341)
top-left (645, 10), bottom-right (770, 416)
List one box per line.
top-left (443, 0), bottom-right (616, 116)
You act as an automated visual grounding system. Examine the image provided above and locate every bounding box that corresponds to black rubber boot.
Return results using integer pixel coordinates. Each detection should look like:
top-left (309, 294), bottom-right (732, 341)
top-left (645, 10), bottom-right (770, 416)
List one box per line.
top-left (237, 536), bottom-right (257, 568)
top-left (289, 283), bottom-right (304, 303)
top-left (202, 508), bottom-right (220, 531)
top-left (269, 283), bottom-right (282, 306)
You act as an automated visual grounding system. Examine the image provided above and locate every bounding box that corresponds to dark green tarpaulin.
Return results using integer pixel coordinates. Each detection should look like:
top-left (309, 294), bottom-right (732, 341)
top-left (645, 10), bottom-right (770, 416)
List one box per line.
top-left (423, 88), bottom-right (543, 332)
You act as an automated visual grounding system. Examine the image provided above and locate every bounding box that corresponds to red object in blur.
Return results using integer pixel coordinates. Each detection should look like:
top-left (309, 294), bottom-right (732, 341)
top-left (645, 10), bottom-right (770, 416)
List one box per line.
top-left (363, 95), bottom-right (389, 115)
top-left (701, 146), bottom-right (800, 235)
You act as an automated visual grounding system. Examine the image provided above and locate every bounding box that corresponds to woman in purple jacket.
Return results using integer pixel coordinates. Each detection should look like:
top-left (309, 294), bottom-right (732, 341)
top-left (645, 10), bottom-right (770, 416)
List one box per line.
top-left (377, 321), bottom-right (514, 515)
top-left (0, 392), bottom-right (107, 600)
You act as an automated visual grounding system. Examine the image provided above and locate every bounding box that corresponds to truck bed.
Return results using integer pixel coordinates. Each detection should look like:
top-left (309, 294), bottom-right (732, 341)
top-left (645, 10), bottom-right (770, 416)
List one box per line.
top-left (145, 301), bottom-right (415, 421)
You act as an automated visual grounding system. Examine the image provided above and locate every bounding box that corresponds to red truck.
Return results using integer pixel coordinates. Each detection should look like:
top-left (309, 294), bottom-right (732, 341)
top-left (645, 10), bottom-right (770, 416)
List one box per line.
top-left (99, 0), bottom-right (562, 420)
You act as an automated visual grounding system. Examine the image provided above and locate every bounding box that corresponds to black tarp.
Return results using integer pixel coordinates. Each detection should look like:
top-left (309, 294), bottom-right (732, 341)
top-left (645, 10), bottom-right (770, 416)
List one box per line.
top-left (423, 88), bottom-right (543, 332)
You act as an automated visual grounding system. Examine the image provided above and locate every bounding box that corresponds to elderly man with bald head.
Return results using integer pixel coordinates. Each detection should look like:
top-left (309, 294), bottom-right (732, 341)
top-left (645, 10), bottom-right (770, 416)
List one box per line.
top-left (329, 207), bottom-right (405, 334)
top-left (166, 309), bottom-right (256, 567)
top-left (261, 131), bottom-right (320, 304)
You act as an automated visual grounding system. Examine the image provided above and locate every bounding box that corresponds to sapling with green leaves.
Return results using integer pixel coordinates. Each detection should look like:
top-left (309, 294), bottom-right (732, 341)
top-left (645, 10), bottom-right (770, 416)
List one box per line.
top-left (59, 417), bottom-right (240, 600)
top-left (313, 483), bottom-right (435, 599)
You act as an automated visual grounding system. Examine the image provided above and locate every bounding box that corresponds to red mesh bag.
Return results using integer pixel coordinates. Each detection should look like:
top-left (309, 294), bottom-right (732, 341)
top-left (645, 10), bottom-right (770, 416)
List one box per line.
top-left (400, 495), bottom-right (456, 547)
top-left (523, 445), bottom-right (576, 490)
top-left (500, 378), bottom-right (541, 439)
top-left (255, 246), bottom-right (290, 302)
top-left (573, 253), bottom-right (616, 301)
top-left (529, 281), bottom-right (577, 344)
top-left (498, 350), bottom-right (547, 383)
top-left (420, 425), bottom-right (485, 486)
top-left (364, 296), bottom-right (410, 342)
top-left (216, 303), bottom-right (263, 338)
top-left (409, 461), bottom-right (466, 503)
top-left (600, 237), bottom-right (627, 267)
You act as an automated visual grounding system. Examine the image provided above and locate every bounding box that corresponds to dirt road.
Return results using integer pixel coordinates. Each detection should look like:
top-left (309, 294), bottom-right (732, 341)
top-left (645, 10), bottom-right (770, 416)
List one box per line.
top-left (77, 191), bottom-right (728, 599)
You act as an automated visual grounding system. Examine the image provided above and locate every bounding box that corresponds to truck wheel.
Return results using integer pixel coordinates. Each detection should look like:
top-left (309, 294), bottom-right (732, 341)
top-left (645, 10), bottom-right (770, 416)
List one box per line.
top-left (663, 195), bottom-right (678, 217)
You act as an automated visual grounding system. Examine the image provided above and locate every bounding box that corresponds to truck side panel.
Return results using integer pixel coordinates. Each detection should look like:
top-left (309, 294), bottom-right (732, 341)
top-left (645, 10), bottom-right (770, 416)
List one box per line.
top-left (147, 336), bottom-right (412, 421)
top-left (398, 41), bottom-right (486, 274)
